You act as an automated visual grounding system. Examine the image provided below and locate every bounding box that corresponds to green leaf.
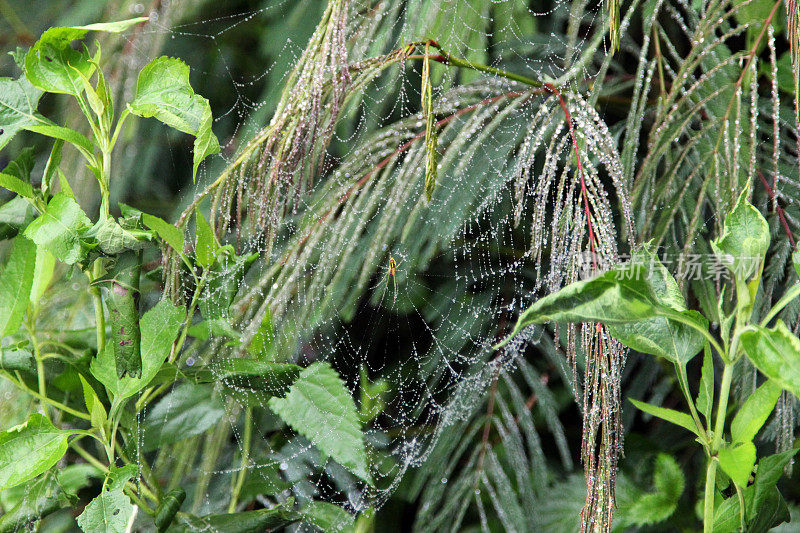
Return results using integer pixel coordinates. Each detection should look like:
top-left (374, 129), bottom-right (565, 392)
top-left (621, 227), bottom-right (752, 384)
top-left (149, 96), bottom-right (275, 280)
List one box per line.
top-left (619, 454), bottom-right (684, 526)
top-left (746, 448), bottom-right (800, 519)
top-left (23, 123), bottom-right (93, 155)
top-left (192, 106), bottom-right (220, 180)
top-left (0, 196), bottom-right (36, 240)
top-left (86, 216), bottom-right (148, 255)
top-left (0, 471), bottom-right (74, 532)
top-left (718, 441), bottom-right (756, 488)
top-left (497, 247), bottom-right (706, 365)
top-left (248, 308), bottom-right (275, 356)
top-left (79, 374), bottom-right (107, 430)
top-left (0, 236), bottom-right (35, 336)
top-left (24, 193), bottom-right (90, 264)
top-left (731, 380), bottom-right (782, 443)
top-left (300, 501), bottom-right (355, 531)
top-left (141, 383), bottom-right (225, 451)
top-left (168, 500), bottom-right (298, 533)
top-left (127, 56), bottom-right (220, 180)
top-left (76, 467), bottom-right (136, 533)
top-left (0, 346), bottom-right (35, 373)
top-left (740, 321), bottom-right (800, 399)
top-left (0, 146), bottom-right (35, 198)
top-left (793, 250), bottom-right (800, 281)
top-left (2, 147), bottom-right (34, 181)
top-left (268, 362), bottom-right (372, 484)
top-left (91, 299), bottom-right (184, 402)
top-left (710, 189), bottom-right (770, 281)
top-left (30, 246), bottom-right (55, 305)
top-left (0, 173), bottom-right (33, 199)
top-left (629, 398), bottom-right (700, 436)
top-left (194, 211), bottom-right (219, 269)
top-left (142, 212), bottom-right (184, 253)
top-left (0, 413), bottom-right (72, 490)
top-left (697, 344), bottom-right (714, 419)
top-left (608, 309), bottom-right (706, 365)
top-left (24, 18), bottom-right (146, 95)
top-left (0, 76), bottom-right (44, 150)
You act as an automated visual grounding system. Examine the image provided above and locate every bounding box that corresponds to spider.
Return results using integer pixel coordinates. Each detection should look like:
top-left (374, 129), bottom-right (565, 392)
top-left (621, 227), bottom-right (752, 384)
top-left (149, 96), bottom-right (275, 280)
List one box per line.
top-left (385, 256), bottom-right (402, 303)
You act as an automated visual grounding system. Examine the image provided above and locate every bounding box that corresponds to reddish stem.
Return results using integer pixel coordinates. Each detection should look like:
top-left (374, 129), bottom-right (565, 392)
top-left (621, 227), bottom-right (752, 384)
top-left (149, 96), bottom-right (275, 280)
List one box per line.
top-left (544, 83), bottom-right (598, 272)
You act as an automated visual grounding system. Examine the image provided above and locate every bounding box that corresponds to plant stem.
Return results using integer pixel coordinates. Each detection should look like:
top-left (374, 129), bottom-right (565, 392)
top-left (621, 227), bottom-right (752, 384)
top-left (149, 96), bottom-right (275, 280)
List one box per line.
top-left (228, 407), bottom-right (252, 513)
top-left (24, 321), bottom-right (49, 419)
top-left (712, 363), bottom-right (733, 452)
top-left (676, 363), bottom-right (708, 442)
top-left (90, 258), bottom-right (106, 353)
top-left (429, 44), bottom-right (544, 88)
top-left (704, 457), bottom-right (718, 532)
top-left (7, 373), bottom-right (91, 420)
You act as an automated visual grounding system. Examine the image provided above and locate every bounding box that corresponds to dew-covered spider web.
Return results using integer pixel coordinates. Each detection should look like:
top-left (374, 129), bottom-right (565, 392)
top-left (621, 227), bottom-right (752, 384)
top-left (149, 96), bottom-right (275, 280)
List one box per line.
top-left (13, 0), bottom-right (641, 529)
top-left (113, 0), bottom-right (639, 526)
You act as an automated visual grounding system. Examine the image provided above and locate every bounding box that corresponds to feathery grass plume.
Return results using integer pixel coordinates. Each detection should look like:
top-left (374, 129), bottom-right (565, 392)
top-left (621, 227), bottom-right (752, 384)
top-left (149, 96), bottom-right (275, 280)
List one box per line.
top-left (208, 0), bottom-right (353, 243)
top-left (512, 86), bottom-right (633, 532)
top-left (422, 42), bottom-right (438, 202)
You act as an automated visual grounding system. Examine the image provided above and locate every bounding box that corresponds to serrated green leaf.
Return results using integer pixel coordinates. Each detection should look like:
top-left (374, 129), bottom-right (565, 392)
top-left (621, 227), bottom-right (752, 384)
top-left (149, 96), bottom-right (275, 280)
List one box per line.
top-left (0, 413), bottom-right (72, 490)
top-left (697, 344), bottom-right (714, 419)
top-left (76, 483), bottom-right (134, 533)
top-left (710, 189), bottom-right (769, 281)
top-left (24, 18), bottom-right (146, 96)
top-left (127, 56), bottom-right (220, 180)
top-left (740, 321), bottom-right (800, 399)
top-left (731, 380), bottom-right (782, 443)
top-left (718, 441), bottom-right (756, 487)
top-left (0, 76), bottom-right (45, 150)
top-left (0, 236), bottom-right (35, 336)
top-left (142, 212), bottom-right (184, 253)
top-left (629, 398), bottom-right (700, 436)
top-left (24, 193), bottom-right (90, 264)
top-left (194, 210), bottom-right (218, 269)
top-left (268, 361), bottom-right (372, 484)
top-left (141, 383), bottom-right (224, 451)
top-left (91, 299), bottom-right (184, 402)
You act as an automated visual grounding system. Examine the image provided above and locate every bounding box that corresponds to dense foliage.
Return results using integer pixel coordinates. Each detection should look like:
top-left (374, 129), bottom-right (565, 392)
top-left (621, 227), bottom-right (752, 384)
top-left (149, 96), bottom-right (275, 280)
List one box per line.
top-left (1, 0), bottom-right (800, 532)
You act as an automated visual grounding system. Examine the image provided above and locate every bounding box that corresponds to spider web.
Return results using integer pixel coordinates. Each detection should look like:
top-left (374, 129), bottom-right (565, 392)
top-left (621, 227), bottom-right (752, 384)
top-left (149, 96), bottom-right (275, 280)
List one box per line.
top-left (0, 0), bottom-right (631, 529)
top-left (127, 0), bottom-right (615, 523)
